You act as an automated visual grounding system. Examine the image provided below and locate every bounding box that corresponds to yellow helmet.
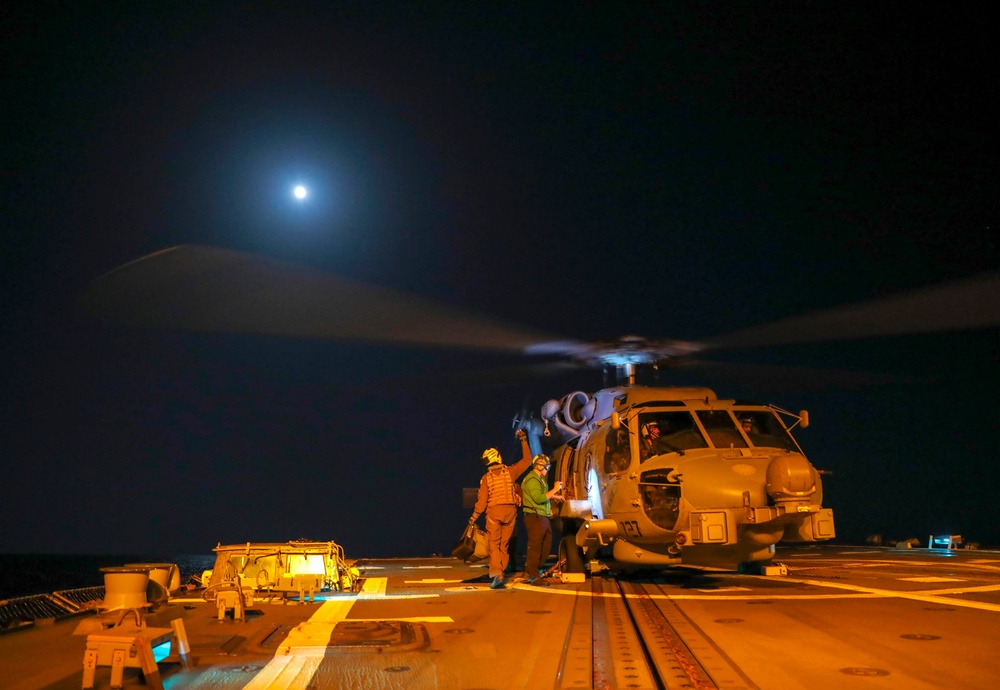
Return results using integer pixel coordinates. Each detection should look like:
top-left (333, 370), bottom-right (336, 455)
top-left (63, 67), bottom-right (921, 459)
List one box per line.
top-left (482, 448), bottom-right (502, 467)
top-left (533, 454), bottom-right (551, 468)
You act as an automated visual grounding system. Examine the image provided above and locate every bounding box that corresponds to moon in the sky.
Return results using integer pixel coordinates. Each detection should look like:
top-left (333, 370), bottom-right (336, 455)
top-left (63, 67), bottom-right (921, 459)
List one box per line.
top-left (293, 185), bottom-right (308, 200)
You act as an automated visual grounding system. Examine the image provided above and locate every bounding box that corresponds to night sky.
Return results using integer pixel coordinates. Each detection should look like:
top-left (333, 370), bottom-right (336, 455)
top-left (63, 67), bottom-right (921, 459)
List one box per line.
top-left (2, 3), bottom-right (997, 558)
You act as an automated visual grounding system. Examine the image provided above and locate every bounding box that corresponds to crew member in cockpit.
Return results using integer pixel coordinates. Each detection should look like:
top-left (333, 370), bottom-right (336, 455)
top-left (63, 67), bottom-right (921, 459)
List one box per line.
top-left (468, 429), bottom-right (533, 590)
top-left (642, 420), bottom-right (668, 458)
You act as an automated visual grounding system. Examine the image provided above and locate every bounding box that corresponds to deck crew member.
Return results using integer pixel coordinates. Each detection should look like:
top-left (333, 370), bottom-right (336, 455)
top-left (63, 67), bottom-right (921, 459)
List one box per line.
top-left (521, 454), bottom-right (564, 585)
top-left (469, 429), bottom-right (533, 589)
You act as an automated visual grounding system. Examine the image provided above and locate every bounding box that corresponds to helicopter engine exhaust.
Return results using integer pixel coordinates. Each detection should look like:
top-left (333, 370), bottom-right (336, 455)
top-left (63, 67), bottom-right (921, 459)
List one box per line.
top-left (562, 391), bottom-right (596, 429)
top-left (542, 391), bottom-right (598, 440)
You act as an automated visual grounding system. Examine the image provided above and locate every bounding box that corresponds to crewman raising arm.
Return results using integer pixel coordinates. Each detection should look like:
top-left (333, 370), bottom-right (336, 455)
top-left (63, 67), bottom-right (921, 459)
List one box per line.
top-left (468, 429), bottom-right (533, 589)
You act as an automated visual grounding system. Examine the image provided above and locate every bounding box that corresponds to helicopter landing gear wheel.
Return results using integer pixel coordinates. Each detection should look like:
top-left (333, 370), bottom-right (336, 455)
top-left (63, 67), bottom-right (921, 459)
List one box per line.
top-left (559, 536), bottom-right (585, 574)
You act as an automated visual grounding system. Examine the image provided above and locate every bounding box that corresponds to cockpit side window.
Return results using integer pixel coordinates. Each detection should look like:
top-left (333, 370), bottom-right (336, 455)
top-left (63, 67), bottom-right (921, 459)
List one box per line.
top-left (638, 411), bottom-right (708, 462)
top-left (695, 410), bottom-right (749, 448)
top-left (639, 482), bottom-right (681, 530)
top-left (734, 410), bottom-right (799, 451)
top-left (603, 426), bottom-right (631, 473)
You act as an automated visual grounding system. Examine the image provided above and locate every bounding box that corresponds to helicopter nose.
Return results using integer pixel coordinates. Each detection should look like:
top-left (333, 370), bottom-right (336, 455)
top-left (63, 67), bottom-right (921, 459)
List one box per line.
top-left (765, 454), bottom-right (817, 504)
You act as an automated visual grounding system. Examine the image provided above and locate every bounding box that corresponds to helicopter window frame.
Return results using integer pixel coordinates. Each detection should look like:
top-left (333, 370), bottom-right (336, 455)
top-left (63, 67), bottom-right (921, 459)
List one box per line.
top-left (602, 422), bottom-right (632, 474)
top-left (694, 410), bottom-right (749, 449)
top-left (731, 408), bottom-right (802, 452)
top-left (638, 481), bottom-right (681, 531)
top-left (637, 410), bottom-right (709, 462)
top-left (557, 445), bottom-right (578, 501)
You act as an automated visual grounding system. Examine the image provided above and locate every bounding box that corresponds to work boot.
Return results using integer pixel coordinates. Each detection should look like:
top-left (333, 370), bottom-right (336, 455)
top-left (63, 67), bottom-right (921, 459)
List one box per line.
top-left (490, 576), bottom-right (506, 590)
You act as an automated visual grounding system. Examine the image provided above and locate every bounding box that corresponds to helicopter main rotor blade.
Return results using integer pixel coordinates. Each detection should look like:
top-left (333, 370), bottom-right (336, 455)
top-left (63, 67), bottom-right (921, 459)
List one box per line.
top-left (670, 358), bottom-right (910, 392)
top-left (704, 272), bottom-right (1000, 351)
top-left (82, 245), bottom-right (571, 353)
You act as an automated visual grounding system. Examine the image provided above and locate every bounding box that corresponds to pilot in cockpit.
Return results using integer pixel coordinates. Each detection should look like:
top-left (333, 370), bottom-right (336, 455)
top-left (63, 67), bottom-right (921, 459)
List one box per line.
top-left (641, 420), bottom-right (663, 458)
top-left (739, 416), bottom-right (755, 435)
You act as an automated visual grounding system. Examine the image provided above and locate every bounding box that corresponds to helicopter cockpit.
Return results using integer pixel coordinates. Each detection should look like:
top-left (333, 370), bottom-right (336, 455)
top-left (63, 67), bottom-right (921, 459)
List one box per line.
top-left (638, 411), bottom-right (709, 461)
top-left (637, 407), bottom-right (800, 459)
top-left (731, 409), bottom-right (801, 452)
top-left (630, 405), bottom-right (808, 534)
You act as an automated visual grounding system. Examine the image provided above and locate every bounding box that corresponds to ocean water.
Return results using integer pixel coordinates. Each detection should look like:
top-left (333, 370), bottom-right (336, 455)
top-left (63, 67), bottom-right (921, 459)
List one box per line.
top-left (0, 554), bottom-right (216, 600)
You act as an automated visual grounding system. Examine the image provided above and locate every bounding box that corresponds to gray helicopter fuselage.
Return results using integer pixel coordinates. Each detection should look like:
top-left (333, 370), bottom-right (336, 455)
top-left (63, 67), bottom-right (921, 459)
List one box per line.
top-left (536, 386), bottom-right (835, 568)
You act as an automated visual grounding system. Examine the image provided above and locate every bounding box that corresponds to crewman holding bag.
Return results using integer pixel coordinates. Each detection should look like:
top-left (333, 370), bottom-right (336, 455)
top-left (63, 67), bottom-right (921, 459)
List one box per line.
top-left (467, 429), bottom-right (532, 589)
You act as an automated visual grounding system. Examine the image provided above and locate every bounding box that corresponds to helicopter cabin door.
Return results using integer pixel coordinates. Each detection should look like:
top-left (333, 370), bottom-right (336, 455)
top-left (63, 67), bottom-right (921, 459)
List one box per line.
top-left (553, 444), bottom-right (592, 520)
top-left (598, 421), bottom-right (638, 515)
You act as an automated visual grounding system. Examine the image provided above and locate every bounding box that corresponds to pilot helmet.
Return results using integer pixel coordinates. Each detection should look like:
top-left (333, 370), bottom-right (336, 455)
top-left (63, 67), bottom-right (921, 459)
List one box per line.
top-left (482, 448), bottom-right (503, 467)
top-left (739, 416), bottom-right (754, 429)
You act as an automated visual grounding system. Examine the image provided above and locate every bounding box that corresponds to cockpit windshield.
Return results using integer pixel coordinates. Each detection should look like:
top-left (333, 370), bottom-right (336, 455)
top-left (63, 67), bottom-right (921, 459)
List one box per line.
top-left (733, 409), bottom-right (800, 451)
top-left (638, 411), bottom-right (708, 461)
top-left (696, 410), bottom-right (749, 448)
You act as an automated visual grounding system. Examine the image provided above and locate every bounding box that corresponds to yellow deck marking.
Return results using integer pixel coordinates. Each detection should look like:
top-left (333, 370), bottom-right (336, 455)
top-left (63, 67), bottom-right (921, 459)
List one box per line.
top-left (241, 598), bottom-right (355, 688)
top-left (837, 562), bottom-right (894, 568)
top-left (506, 583), bottom-right (882, 601)
top-left (240, 578), bottom-right (451, 688)
top-left (910, 583), bottom-right (1000, 595)
top-left (696, 586), bottom-right (751, 593)
top-left (900, 576), bottom-right (965, 583)
top-left (350, 616), bottom-right (454, 623)
top-left (505, 579), bottom-right (1000, 613)
top-left (783, 577), bottom-right (1000, 613)
top-left (355, 577), bottom-right (439, 599)
top-left (356, 576), bottom-right (387, 599)
top-left (404, 578), bottom-right (464, 584)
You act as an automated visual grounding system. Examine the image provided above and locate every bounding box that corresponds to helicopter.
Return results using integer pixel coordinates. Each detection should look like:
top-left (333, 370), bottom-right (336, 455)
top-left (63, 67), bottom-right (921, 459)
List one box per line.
top-left (82, 245), bottom-right (1000, 572)
top-left (515, 374), bottom-right (826, 573)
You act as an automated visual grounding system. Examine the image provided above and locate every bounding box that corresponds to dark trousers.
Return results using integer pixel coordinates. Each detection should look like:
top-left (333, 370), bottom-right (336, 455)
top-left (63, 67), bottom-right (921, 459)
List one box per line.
top-left (524, 512), bottom-right (552, 579)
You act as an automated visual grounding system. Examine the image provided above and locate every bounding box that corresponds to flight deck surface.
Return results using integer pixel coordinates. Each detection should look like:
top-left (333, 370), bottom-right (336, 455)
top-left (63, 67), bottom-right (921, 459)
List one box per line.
top-left (3, 545), bottom-right (999, 689)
